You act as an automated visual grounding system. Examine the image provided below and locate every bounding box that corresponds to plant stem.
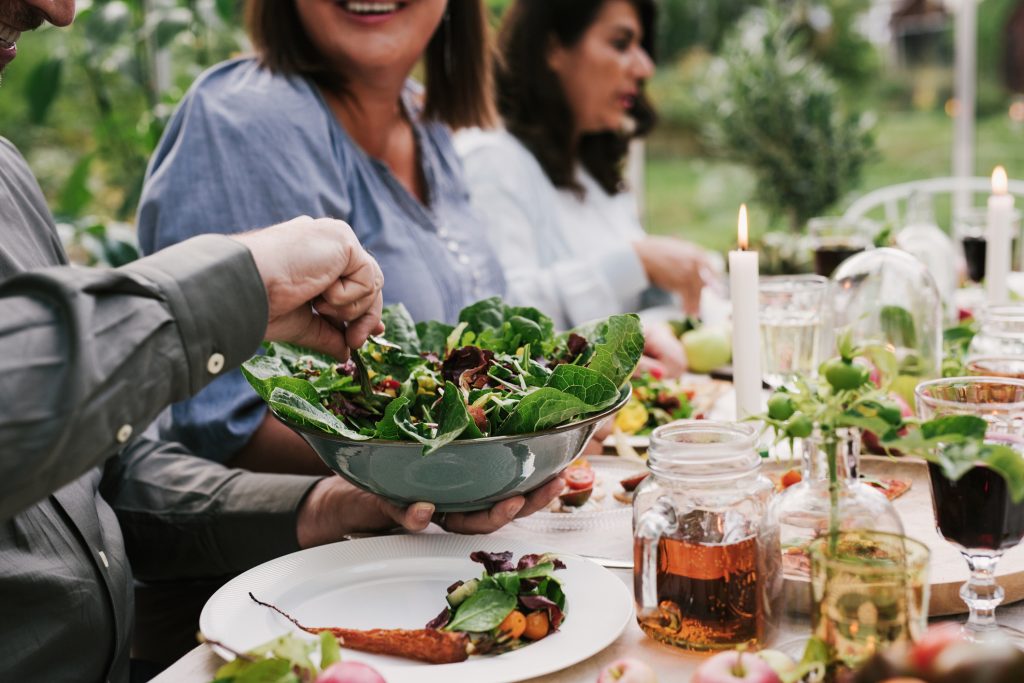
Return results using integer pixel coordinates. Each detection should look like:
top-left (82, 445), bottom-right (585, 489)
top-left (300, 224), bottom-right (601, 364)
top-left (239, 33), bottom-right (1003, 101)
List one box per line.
top-left (826, 434), bottom-right (840, 553)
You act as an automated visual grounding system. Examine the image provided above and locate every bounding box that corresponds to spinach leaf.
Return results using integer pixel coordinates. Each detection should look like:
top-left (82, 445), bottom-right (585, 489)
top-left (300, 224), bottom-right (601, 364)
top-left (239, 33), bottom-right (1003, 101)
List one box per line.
top-left (459, 297), bottom-right (506, 334)
top-left (584, 314), bottom-right (644, 387)
top-left (381, 303), bottom-right (420, 354)
top-left (545, 364), bottom-right (619, 411)
top-left (497, 388), bottom-right (598, 435)
top-left (241, 356), bottom-right (301, 402)
top-left (374, 396), bottom-right (411, 440)
top-left (267, 387), bottom-right (368, 440)
top-left (416, 320), bottom-right (454, 356)
top-left (445, 588), bottom-right (516, 633)
top-left (395, 382), bottom-right (477, 454)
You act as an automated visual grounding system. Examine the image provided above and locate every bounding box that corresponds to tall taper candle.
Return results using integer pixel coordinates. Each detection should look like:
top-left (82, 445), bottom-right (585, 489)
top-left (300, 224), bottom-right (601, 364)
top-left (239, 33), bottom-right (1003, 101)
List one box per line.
top-left (729, 204), bottom-right (762, 419)
top-left (986, 165), bottom-right (1014, 305)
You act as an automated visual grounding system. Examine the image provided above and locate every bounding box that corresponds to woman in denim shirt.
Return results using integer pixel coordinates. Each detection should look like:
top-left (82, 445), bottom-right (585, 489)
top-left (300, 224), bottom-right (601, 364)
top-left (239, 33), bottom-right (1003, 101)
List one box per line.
top-left (136, 2), bottom-right (520, 503)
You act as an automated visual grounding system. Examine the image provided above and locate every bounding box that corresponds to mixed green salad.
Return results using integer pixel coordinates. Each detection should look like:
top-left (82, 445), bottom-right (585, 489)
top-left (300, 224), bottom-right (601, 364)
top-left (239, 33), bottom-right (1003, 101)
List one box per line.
top-left (241, 298), bottom-right (643, 454)
top-left (427, 551), bottom-right (567, 653)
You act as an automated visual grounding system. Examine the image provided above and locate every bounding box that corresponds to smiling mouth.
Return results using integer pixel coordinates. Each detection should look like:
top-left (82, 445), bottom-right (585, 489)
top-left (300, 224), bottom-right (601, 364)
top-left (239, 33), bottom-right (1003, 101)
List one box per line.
top-left (0, 24), bottom-right (21, 50)
top-left (337, 1), bottom-right (409, 16)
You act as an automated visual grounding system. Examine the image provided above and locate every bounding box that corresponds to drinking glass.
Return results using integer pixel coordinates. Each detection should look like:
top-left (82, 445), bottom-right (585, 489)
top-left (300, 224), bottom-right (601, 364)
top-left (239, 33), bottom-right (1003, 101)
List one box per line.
top-left (966, 357), bottom-right (1024, 380)
top-left (809, 531), bottom-right (930, 672)
top-left (915, 377), bottom-right (1024, 642)
top-left (759, 275), bottom-right (828, 389)
top-left (955, 207), bottom-right (1022, 281)
top-left (808, 217), bottom-right (875, 277)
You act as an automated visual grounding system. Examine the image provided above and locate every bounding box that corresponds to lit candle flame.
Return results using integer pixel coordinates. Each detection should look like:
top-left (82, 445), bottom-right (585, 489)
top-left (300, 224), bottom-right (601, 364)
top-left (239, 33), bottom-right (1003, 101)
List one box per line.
top-left (993, 166), bottom-right (1009, 195)
top-left (738, 204), bottom-right (749, 250)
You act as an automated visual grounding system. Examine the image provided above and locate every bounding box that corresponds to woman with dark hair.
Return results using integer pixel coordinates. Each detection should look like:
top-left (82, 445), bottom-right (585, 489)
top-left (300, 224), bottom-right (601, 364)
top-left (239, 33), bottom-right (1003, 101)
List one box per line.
top-left (458, 0), bottom-right (713, 375)
top-left (134, 1), bottom-right (561, 528)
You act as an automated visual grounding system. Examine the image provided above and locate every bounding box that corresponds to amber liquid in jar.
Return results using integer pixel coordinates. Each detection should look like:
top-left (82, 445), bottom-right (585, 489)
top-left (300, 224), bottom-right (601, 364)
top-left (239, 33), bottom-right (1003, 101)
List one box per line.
top-left (634, 533), bottom-right (764, 650)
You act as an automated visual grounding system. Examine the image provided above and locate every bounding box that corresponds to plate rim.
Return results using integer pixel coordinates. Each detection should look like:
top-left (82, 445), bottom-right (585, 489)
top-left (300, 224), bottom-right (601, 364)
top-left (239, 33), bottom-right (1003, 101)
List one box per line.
top-left (199, 534), bottom-right (634, 683)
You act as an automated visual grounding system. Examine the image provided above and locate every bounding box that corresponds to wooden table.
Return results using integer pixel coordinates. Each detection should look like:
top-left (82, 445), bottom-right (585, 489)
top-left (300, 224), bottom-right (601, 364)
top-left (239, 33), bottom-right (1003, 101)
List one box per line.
top-left (151, 520), bottom-right (1024, 683)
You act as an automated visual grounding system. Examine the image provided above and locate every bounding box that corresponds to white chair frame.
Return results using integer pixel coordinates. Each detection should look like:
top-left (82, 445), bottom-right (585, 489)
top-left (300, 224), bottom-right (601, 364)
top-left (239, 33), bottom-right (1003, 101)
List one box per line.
top-left (843, 177), bottom-right (1024, 227)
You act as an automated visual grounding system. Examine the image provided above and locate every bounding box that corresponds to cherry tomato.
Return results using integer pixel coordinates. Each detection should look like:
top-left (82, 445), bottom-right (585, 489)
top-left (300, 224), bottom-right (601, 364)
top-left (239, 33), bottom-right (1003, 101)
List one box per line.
top-left (781, 469), bottom-right (802, 489)
top-left (822, 358), bottom-right (871, 392)
top-left (497, 610), bottom-right (526, 639)
top-left (523, 611), bottom-right (550, 641)
top-left (784, 414), bottom-right (813, 439)
top-left (767, 393), bottom-right (796, 421)
top-left (565, 467), bottom-right (595, 491)
top-left (647, 365), bottom-right (665, 380)
top-left (376, 378), bottom-right (401, 392)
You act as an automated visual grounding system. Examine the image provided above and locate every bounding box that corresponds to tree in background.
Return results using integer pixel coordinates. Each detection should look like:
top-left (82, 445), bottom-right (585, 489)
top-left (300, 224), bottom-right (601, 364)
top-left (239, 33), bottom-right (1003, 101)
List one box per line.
top-left (698, 4), bottom-right (876, 231)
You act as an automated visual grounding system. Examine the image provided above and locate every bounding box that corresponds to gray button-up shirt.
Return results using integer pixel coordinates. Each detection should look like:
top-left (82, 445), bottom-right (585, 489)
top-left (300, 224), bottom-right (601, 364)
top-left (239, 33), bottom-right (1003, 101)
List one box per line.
top-left (0, 138), bottom-right (319, 682)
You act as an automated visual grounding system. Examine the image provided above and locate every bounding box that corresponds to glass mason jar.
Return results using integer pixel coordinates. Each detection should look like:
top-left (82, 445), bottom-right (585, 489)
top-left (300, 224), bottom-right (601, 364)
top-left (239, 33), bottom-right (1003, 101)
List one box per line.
top-left (967, 305), bottom-right (1024, 359)
top-left (766, 429), bottom-right (904, 623)
top-left (633, 421), bottom-right (781, 651)
top-left (831, 248), bottom-right (943, 406)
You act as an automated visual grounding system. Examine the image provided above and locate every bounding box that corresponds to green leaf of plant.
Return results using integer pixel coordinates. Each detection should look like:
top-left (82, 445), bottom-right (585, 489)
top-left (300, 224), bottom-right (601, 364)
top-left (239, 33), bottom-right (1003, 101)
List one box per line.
top-left (394, 382), bottom-right (474, 454)
top-left (374, 396), bottom-right (410, 440)
top-left (233, 658), bottom-right (299, 683)
top-left (584, 314), bottom-right (644, 387)
top-left (381, 303), bottom-right (420, 354)
top-left (241, 356), bottom-right (303, 401)
top-left (267, 387), bottom-right (368, 440)
top-left (458, 297), bottom-right (506, 333)
top-left (319, 631), bottom-right (340, 669)
top-left (879, 305), bottom-right (917, 348)
top-left (416, 320), bottom-right (454, 356)
top-left (55, 153), bottom-right (94, 218)
top-left (497, 388), bottom-right (596, 435)
top-left (921, 415), bottom-right (988, 441)
top-left (445, 588), bottom-right (516, 633)
top-left (981, 444), bottom-right (1024, 504)
top-left (545, 364), bottom-right (619, 411)
top-left (25, 55), bottom-right (63, 124)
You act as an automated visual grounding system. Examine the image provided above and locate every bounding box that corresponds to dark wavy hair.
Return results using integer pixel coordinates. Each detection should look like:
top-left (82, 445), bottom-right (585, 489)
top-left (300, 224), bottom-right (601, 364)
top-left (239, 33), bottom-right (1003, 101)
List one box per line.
top-left (245, 1), bottom-right (496, 129)
top-left (496, 0), bottom-right (656, 196)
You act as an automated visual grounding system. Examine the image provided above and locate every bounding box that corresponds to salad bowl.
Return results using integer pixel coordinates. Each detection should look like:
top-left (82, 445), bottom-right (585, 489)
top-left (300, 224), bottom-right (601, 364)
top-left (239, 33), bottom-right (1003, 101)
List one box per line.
top-left (281, 385), bottom-right (630, 512)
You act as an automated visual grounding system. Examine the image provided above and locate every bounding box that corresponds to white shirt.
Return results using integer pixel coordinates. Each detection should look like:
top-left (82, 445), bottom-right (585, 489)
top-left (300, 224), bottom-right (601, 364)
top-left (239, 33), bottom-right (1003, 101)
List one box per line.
top-left (456, 128), bottom-right (655, 329)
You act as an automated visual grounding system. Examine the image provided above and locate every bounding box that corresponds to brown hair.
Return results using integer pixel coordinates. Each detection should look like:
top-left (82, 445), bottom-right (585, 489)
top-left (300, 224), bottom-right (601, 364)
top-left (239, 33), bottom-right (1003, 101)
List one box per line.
top-left (245, 1), bottom-right (496, 129)
top-left (495, 0), bottom-right (657, 196)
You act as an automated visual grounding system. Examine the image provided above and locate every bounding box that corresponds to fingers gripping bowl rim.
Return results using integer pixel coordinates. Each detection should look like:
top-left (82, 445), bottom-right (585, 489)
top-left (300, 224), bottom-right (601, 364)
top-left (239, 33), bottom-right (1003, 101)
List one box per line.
top-left (276, 385), bottom-right (631, 512)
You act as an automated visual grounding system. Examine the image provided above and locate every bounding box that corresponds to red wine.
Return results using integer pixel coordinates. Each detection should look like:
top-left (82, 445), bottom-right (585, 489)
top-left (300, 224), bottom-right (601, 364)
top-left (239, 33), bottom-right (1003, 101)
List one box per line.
top-left (928, 462), bottom-right (1024, 551)
top-left (813, 244), bottom-right (865, 278)
top-left (962, 235), bottom-right (986, 283)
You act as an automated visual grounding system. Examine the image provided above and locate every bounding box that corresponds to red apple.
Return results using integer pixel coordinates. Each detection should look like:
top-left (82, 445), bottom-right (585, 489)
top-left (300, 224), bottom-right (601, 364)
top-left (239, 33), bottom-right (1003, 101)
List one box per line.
top-left (315, 661), bottom-right (387, 683)
top-left (597, 657), bottom-right (658, 683)
top-left (908, 622), bottom-right (965, 674)
top-left (691, 651), bottom-right (781, 683)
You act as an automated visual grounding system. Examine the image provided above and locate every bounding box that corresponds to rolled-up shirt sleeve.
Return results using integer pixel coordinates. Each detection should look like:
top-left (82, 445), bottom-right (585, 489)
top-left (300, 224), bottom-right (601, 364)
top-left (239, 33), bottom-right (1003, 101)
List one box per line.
top-left (100, 436), bottom-right (318, 580)
top-left (0, 234), bottom-right (268, 521)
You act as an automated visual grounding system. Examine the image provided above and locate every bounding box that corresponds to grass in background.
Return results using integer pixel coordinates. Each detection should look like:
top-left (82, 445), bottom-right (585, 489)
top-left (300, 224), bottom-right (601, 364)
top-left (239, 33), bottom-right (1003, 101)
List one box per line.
top-left (644, 107), bottom-right (1024, 254)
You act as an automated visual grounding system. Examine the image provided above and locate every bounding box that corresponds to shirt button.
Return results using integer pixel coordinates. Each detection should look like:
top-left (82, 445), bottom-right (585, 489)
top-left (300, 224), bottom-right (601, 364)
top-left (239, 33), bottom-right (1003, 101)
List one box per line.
top-left (116, 424), bottom-right (133, 443)
top-left (447, 240), bottom-right (460, 253)
top-left (458, 254), bottom-right (470, 265)
top-left (207, 353), bottom-right (225, 374)
top-left (438, 227), bottom-right (450, 238)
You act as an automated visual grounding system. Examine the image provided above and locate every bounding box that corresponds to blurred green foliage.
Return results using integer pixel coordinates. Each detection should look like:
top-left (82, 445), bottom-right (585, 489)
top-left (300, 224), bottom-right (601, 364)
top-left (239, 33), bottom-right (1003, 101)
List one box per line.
top-left (696, 4), bottom-right (876, 230)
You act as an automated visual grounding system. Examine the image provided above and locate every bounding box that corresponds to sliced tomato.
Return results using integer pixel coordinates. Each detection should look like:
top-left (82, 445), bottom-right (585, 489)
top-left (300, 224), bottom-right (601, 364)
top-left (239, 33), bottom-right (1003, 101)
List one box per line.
top-left (564, 467), bottom-right (596, 491)
top-left (376, 378), bottom-right (401, 392)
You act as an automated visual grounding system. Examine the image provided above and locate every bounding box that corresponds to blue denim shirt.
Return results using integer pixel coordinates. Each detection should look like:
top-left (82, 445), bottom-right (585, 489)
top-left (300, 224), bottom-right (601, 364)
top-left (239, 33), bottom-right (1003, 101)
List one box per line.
top-left (137, 58), bottom-right (505, 461)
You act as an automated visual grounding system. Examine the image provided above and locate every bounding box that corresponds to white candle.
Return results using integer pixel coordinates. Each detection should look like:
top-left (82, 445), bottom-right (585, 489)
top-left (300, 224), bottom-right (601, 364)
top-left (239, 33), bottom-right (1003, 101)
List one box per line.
top-left (729, 204), bottom-right (762, 420)
top-left (986, 165), bottom-right (1014, 305)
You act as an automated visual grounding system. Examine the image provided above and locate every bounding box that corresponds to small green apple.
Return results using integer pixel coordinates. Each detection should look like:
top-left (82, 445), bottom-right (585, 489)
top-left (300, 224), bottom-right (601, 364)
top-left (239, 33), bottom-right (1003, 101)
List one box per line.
top-left (682, 325), bottom-right (732, 374)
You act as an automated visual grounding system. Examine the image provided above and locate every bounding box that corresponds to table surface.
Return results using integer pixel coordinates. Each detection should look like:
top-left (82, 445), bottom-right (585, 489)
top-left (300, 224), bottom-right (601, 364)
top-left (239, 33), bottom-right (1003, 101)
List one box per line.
top-left (151, 515), bottom-right (1024, 683)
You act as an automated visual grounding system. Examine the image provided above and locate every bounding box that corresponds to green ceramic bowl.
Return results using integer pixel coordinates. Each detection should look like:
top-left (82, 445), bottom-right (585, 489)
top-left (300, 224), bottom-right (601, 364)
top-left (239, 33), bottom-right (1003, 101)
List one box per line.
top-left (279, 386), bottom-right (631, 512)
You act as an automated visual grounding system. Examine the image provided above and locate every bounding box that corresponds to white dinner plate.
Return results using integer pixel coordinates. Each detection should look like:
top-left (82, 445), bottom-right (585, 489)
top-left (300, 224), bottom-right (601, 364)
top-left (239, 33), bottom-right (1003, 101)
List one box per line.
top-left (200, 534), bottom-right (634, 683)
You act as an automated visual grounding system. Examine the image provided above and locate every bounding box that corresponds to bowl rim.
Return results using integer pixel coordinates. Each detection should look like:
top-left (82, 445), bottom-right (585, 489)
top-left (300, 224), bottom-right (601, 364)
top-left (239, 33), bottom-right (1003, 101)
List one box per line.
top-left (274, 384), bottom-right (632, 447)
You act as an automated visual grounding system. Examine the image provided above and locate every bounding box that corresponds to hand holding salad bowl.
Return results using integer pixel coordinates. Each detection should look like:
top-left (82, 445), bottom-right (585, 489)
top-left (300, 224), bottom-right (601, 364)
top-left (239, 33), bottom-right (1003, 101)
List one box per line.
top-left (242, 297), bottom-right (642, 512)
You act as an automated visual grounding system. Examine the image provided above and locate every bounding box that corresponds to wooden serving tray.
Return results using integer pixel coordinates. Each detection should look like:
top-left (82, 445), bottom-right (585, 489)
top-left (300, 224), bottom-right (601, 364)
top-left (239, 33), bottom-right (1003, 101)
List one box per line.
top-left (768, 455), bottom-right (1024, 616)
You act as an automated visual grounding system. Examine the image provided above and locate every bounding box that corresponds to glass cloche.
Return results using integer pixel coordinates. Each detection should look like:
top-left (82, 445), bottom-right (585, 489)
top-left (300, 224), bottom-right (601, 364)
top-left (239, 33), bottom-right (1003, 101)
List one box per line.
top-left (831, 248), bottom-right (943, 403)
top-left (967, 304), bottom-right (1024, 359)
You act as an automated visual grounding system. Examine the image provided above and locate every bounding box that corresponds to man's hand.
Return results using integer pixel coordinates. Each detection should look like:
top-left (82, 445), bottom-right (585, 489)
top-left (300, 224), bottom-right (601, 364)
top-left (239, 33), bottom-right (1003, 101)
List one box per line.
top-left (296, 475), bottom-right (566, 546)
top-left (231, 216), bottom-right (385, 360)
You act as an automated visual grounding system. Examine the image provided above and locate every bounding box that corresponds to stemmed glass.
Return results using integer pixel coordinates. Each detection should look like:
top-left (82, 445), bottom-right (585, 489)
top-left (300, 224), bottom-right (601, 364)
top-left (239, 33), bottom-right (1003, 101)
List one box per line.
top-left (915, 377), bottom-right (1024, 642)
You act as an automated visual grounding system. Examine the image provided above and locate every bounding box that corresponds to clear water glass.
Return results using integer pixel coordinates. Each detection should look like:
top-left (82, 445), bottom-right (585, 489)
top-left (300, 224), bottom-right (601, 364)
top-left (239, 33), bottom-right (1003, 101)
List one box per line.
top-left (759, 275), bottom-right (828, 389)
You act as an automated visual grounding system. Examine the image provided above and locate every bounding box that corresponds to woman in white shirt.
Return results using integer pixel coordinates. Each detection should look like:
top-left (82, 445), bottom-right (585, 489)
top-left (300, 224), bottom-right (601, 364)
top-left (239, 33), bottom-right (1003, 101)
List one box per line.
top-left (457, 0), bottom-right (712, 376)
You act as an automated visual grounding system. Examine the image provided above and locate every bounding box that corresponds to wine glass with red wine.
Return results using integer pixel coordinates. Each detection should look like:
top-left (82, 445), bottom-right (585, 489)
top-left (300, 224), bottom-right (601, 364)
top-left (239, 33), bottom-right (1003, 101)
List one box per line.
top-left (807, 217), bottom-right (874, 278)
top-left (915, 377), bottom-right (1024, 643)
